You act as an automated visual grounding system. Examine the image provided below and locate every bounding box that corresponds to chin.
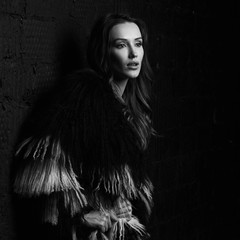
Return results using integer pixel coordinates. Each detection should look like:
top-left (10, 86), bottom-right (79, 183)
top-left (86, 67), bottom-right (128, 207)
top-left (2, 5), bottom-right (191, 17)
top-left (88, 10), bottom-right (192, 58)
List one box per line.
top-left (125, 70), bottom-right (140, 79)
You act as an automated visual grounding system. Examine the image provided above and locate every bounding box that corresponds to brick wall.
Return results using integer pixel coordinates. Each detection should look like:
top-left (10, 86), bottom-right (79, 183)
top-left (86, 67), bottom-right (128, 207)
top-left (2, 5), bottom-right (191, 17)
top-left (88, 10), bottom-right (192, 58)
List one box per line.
top-left (0, 0), bottom-right (238, 239)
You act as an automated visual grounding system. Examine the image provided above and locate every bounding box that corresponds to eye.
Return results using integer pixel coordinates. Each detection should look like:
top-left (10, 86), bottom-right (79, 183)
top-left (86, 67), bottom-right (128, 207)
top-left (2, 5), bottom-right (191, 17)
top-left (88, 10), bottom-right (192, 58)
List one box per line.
top-left (135, 41), bottom-right (143, 47)
top-left (115, 43), bottom-right (126, 49)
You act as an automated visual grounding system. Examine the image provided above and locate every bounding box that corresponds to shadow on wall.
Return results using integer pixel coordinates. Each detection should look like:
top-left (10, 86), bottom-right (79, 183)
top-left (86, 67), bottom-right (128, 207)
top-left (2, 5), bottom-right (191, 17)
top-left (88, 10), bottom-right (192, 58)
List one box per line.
top-left (55, 23), bottom-right (87, 82)
top-left (10, 25), bottom-right (87, 240)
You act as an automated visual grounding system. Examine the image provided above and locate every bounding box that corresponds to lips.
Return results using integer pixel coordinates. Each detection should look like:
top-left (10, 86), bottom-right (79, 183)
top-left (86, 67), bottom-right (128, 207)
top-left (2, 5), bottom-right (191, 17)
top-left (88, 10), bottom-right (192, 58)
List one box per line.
top-left (127, 62), bottom-right (139, 67)
top-left (127, 62), bottom-right (139, 70)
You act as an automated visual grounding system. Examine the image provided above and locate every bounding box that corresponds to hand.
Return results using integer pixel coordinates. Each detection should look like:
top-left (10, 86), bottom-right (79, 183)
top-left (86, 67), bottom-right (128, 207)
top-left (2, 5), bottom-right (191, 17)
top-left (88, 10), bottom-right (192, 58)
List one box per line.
top-left (114, 197), bottom-right (132, 220)
top-left (82, 211), bottom-right (118, 233)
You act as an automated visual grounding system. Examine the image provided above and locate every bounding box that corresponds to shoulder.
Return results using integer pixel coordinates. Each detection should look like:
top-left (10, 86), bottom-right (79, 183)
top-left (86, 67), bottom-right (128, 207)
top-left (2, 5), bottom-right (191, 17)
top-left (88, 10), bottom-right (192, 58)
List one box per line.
top-left (63, 68), bottom-right (118, 111)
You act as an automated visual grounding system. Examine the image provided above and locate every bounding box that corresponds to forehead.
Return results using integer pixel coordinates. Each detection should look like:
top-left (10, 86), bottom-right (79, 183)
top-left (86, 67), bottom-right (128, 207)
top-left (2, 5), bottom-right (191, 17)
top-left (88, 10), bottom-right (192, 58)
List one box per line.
top-left (109, 22), bottom-right (142, 40)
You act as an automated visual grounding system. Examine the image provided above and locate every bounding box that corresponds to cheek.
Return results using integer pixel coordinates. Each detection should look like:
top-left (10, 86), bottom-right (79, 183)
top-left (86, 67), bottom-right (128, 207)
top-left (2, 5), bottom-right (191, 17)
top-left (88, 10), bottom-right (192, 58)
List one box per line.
top-left (139, 49), bottom-right (144, 62)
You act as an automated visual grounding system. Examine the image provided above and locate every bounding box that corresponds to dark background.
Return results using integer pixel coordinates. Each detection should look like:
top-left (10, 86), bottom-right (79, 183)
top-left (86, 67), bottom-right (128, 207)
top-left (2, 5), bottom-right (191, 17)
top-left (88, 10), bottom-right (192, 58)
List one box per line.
top-left (0, 0), bottom-right (239, 239)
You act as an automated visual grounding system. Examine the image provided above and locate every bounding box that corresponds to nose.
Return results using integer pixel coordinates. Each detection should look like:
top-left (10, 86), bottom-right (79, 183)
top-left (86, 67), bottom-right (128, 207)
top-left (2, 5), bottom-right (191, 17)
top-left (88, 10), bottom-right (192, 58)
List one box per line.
top-left (129, 46), bottom-right (138, 59)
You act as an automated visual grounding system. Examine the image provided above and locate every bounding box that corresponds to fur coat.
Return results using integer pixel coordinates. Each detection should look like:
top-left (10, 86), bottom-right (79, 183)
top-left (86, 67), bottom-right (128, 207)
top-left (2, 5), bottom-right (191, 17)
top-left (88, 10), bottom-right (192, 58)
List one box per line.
top-left (13, 69), bottom-right (153, 240)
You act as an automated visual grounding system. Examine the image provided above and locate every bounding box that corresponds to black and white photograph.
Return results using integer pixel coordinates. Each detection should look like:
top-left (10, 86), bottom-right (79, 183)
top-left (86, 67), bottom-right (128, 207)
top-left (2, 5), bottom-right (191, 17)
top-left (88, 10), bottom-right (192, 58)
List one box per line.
top-left (0, 0), bottom-right (239, 239)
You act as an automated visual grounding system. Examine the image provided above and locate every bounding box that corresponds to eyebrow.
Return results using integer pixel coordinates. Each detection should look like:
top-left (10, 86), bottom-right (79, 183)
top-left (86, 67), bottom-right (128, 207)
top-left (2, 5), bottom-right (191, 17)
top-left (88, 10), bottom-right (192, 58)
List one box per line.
top-left (112, 37), bottom-right (143, 43)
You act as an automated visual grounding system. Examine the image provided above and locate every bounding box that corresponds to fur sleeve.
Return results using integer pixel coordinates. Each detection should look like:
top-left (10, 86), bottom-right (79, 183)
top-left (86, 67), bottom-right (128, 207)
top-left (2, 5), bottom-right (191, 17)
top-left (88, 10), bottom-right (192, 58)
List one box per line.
top-left (13, 69), bottom-right (101, 224)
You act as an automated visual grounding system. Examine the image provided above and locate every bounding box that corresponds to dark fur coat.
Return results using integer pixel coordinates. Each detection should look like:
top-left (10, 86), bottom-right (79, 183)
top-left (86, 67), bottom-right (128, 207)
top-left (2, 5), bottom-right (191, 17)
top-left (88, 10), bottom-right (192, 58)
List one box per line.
top-left (13, 69), bottom-right (153, 240)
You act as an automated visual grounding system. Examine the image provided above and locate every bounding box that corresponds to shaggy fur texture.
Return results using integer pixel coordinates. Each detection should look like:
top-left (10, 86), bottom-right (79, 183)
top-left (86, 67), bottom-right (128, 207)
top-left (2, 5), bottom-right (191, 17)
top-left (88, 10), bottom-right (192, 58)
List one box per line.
top-left (14, 69), bottom-right (153, 240)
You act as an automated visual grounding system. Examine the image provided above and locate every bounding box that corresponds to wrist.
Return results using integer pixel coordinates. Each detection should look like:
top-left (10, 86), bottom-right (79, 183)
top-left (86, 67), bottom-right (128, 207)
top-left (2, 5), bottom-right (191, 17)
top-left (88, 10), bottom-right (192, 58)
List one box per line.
top-left (73, 206), bottom-right (93, 225)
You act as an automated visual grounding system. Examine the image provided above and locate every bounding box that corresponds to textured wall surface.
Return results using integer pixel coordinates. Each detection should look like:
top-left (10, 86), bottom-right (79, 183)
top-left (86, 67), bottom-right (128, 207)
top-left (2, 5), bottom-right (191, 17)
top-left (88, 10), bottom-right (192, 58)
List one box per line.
top-left (0, 0), bottom-right (239, 240)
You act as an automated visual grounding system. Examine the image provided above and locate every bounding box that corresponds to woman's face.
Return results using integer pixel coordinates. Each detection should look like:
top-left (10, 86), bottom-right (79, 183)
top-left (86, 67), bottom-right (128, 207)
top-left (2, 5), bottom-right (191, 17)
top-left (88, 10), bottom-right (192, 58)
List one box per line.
top-left (109, 22), bottom-right (144, 81)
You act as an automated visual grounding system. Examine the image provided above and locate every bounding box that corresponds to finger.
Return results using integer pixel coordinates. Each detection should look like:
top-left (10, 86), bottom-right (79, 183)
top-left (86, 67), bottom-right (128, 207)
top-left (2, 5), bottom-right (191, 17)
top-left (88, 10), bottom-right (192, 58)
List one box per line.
top-left (128, 205), bottom-right (132, 213)
top-left (101, 212), bottom-right (112, 232)
top-left (100, 218), bottom-right (107, 232)
top-left (116, 206), bottom-right (131, 215)
top-left (109, 211), bottom-right (118, 222)
top-left (117, 198), bottom-right (131, 210)
top-left (117, 207), bottom-right (132, 218)
top-left (117, 212), bottom-right (132, 220)
top-left (105, 212), bottom-right (112, 230)
top-left (123, 200), bottom-right (132, 211)
top-left (126, 200), bottom-right (131, 207)
top-left (116, 197), bottom-right (127, 208)
top-left (117, 211), bottom-right (131, 217)
top-left (120, 199), bottom-right (128, 208)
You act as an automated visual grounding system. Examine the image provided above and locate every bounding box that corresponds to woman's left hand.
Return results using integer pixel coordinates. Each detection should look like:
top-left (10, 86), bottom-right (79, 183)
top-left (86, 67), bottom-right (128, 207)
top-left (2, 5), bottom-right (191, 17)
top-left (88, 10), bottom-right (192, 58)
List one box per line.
top-left (114, 198), bottom-right (132, 220)
top-left (82, 210), bottom-right (118, 233)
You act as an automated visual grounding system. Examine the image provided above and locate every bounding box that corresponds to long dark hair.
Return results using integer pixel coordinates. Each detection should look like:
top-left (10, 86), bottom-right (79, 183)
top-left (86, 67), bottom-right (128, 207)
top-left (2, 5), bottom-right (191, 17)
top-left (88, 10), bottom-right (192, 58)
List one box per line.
top-left (87, 13), bottom-right (154, 150)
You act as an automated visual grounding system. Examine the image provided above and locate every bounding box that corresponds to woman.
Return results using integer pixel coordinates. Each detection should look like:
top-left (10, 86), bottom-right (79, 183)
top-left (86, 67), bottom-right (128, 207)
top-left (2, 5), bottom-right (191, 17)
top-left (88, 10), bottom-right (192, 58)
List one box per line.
top-left (14, 13), bottom-right (154, 240)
